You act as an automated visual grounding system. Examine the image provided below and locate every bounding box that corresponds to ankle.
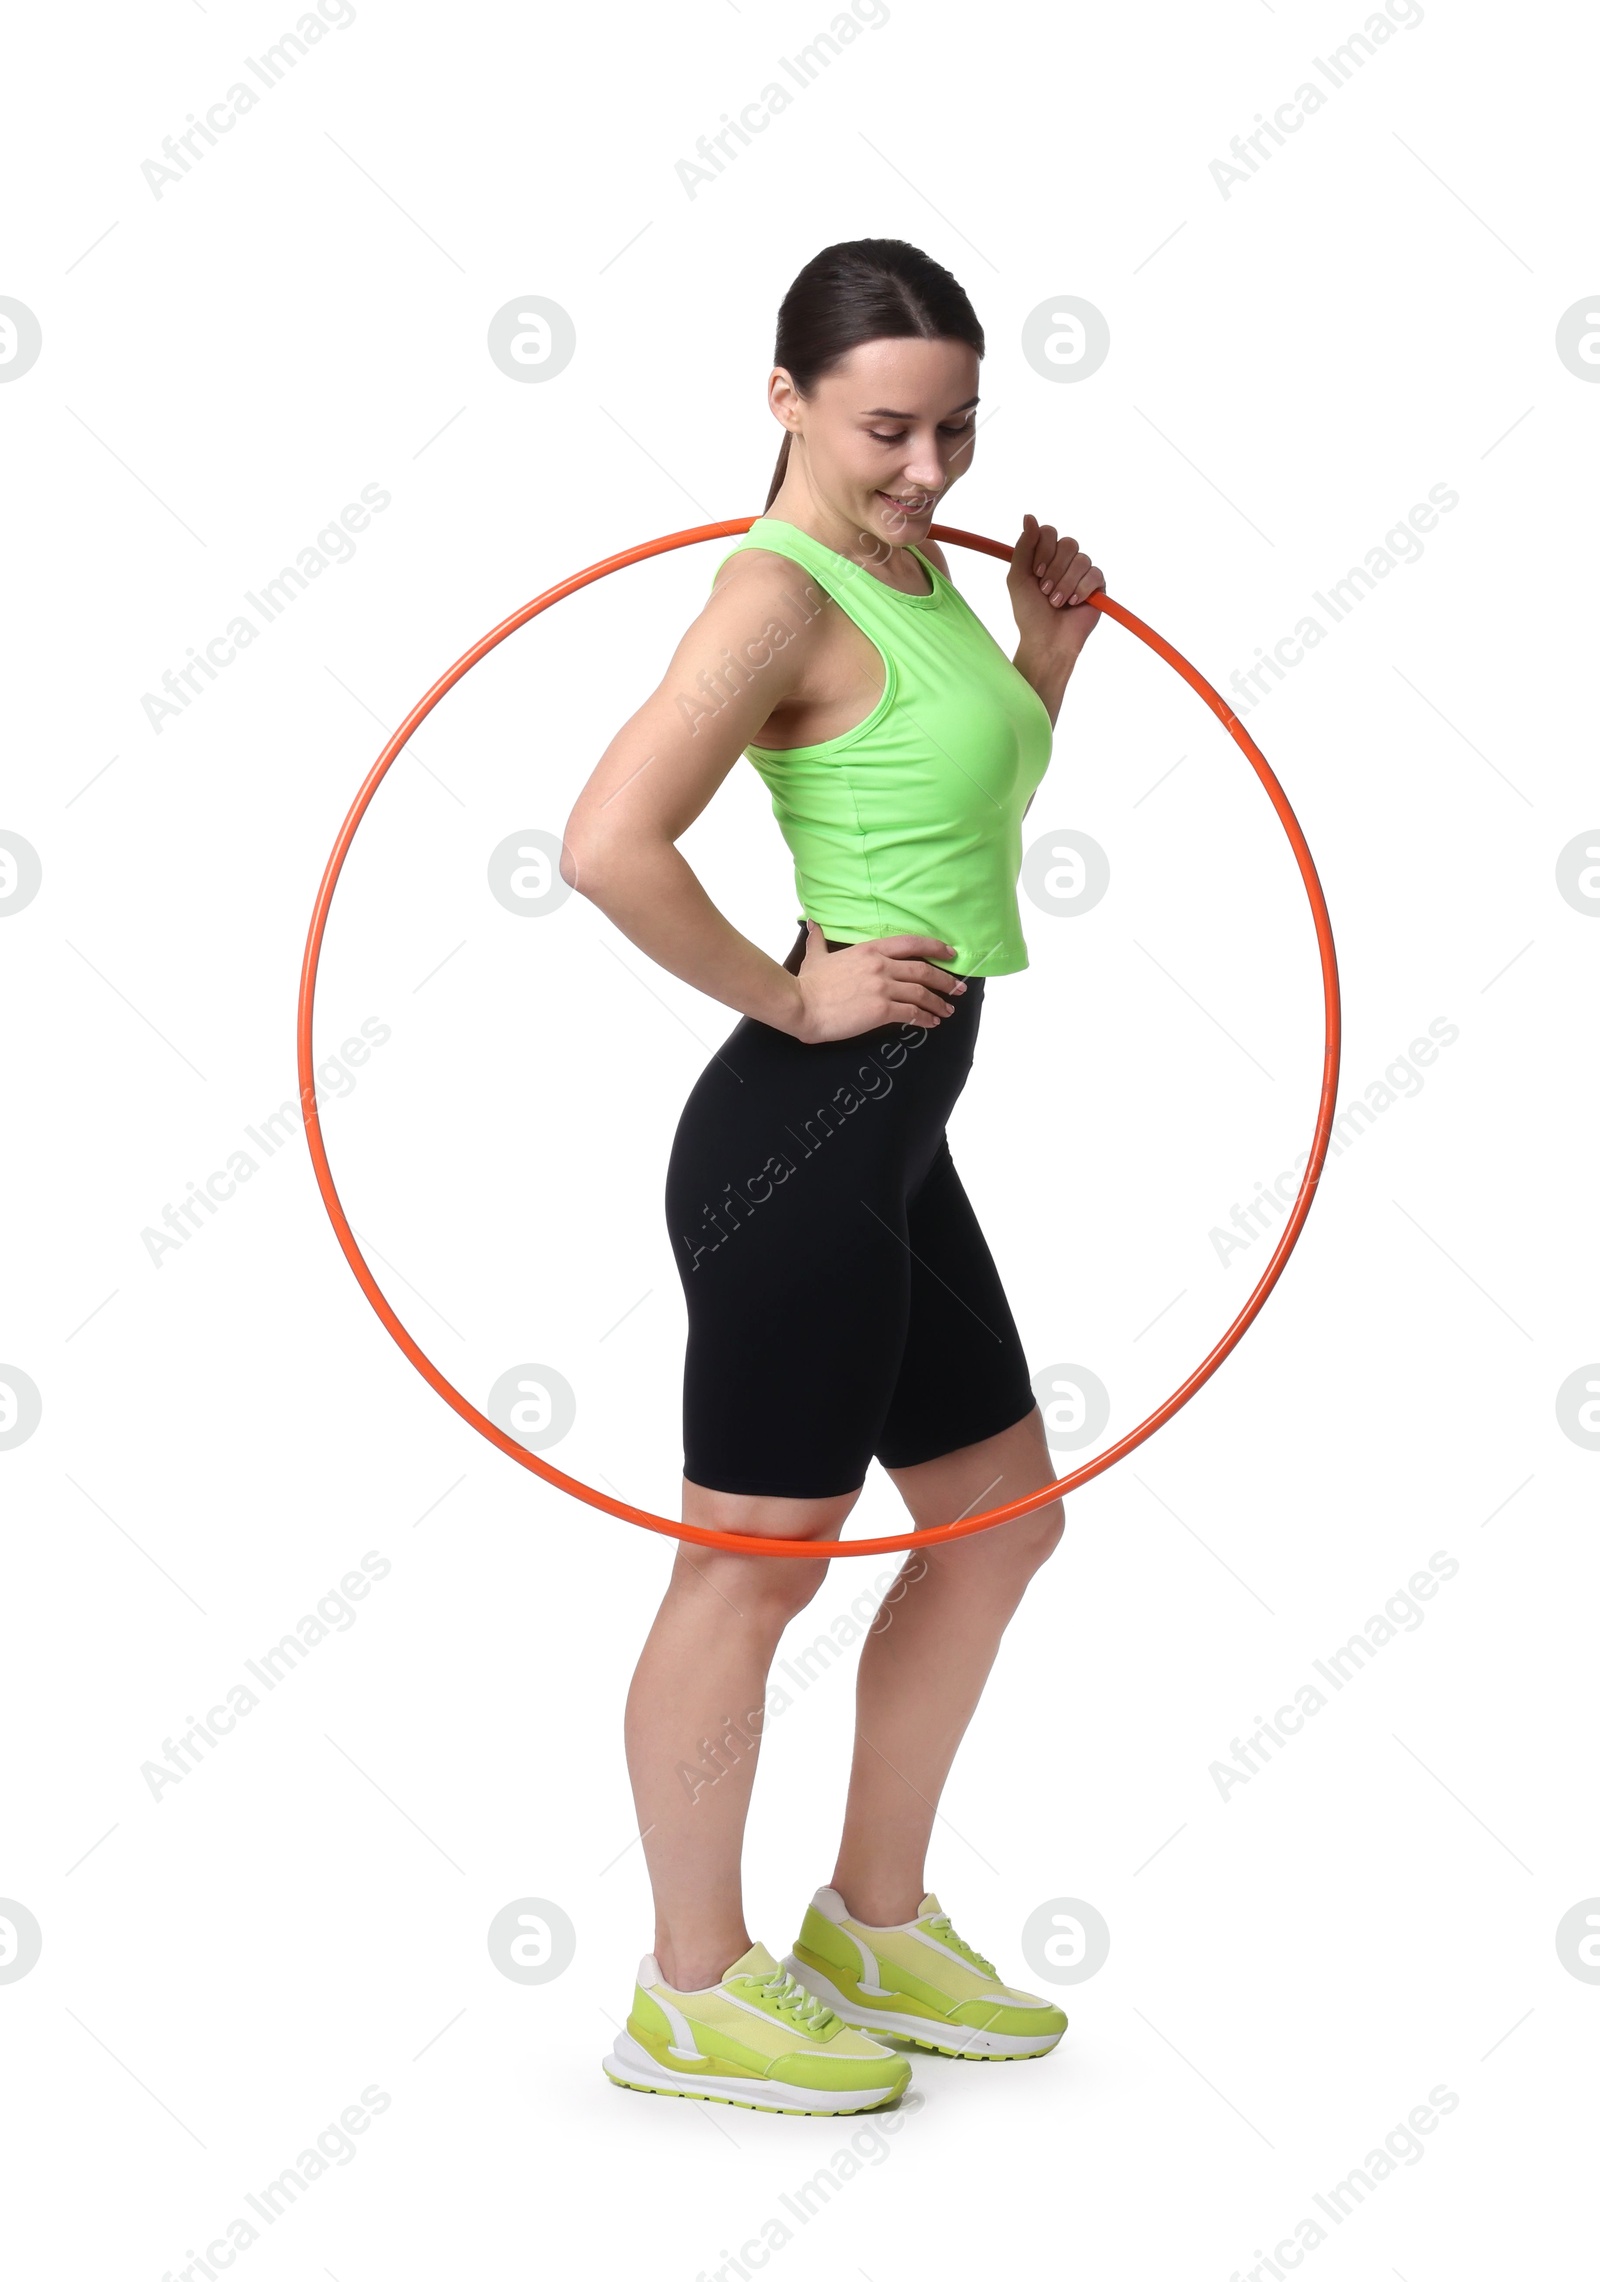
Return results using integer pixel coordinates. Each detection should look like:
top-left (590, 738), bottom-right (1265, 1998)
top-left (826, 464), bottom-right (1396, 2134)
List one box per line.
top-left (830, 1878), bottom-right (923, 1929)
top-left (653, 1931), bottom-right (749, 1993)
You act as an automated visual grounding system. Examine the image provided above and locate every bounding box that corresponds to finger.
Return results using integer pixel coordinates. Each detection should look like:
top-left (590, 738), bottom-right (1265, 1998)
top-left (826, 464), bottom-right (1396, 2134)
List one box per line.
top-left (876, 995), bottom-right (943, 1030)
top-left (1031, 523), bottom-right (1059, 574)
top-left (889, 974), bottom-right (962, 1004)
top-left (1065, 565), bottom-right (1106, 606)
top-left (1040, 545), bottom-right (1085, 600)
top-left (1039, 537), bottom-right (1078, 580)
top-left (887, 982), bottom-right (959, 1018)
top-left (870, 934), bottom-right (958, 961)
top-left (889, 959), bottom-right (965, 996)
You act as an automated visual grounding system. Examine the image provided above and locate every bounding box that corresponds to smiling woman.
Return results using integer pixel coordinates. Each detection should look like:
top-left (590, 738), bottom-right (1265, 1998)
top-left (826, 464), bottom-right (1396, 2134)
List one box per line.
top-left (552, 236), bottom-right (1111, 2112)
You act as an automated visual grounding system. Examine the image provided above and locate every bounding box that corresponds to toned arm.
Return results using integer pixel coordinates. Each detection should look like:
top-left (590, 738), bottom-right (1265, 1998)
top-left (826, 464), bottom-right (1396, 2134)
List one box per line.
top-left (560, 551), bottom-right (821, 1033)
top-left (561, 547), bottom-right (966, 1043)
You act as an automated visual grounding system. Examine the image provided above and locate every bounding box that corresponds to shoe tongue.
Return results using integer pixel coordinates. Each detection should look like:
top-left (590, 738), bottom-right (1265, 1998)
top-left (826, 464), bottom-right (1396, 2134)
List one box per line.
top-left (917, 1892), bottom-right (943, 1918)
top-left (724, 1939), bottom-right (781, 1982)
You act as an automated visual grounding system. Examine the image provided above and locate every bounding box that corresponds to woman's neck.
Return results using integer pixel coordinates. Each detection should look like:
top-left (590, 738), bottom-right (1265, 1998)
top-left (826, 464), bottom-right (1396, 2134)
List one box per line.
top-left (764, 482), bottom-right (932, 595)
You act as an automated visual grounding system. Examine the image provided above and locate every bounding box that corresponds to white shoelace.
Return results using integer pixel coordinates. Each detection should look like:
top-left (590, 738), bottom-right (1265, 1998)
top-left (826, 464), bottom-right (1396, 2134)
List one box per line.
top-left (745, 1967), bottom-right (840, 2036)
top-left (925, 1912), bottom-right (996, 1976)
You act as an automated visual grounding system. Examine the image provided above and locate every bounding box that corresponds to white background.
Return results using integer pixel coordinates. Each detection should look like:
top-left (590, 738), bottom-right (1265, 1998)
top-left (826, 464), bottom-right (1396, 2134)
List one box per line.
top-left (2, 0), bottom-right (1595, 2275)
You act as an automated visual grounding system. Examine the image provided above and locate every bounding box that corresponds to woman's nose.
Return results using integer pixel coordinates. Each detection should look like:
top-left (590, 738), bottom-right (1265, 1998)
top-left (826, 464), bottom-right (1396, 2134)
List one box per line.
top-left (901, 452), bottom-right (943, 488)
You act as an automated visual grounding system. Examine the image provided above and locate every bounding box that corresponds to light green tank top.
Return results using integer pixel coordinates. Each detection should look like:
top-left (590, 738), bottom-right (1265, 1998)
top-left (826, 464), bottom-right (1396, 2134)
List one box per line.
top-left (711, 516), bottom-right (1053, 976)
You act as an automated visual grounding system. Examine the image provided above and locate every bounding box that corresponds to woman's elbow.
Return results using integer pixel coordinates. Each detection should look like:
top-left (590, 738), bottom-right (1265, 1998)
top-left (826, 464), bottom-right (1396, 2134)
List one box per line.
top-left (557, 803), bottom-right (610, 897)
top-left (558, 818), bottom-right (649, 904)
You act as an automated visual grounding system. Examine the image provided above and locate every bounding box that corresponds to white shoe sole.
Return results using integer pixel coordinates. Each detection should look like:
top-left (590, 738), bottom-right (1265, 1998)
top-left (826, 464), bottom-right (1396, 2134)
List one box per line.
top-left (601, 2031), bottom-right (908, 2115)
top-left (780, 1955), bottom-right (1065, 2060)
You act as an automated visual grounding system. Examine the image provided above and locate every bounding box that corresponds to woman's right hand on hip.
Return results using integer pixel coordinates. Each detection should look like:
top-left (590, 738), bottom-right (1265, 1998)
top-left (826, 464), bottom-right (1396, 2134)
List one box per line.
top-left (786, 921), bottom-right (967, 1042)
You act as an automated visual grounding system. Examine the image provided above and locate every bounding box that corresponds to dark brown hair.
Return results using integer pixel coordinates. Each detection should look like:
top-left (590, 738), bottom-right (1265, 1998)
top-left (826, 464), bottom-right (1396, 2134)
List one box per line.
top-left (763, 239), bottom-right (985, 511)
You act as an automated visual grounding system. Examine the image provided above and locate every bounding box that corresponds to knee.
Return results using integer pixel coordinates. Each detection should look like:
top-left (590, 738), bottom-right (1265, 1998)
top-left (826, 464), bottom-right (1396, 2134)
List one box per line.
top-left (1015, 1501), bottom-right (1066, 1576)
top-left (917, 1500), bottom-right (1064, 1605)
top-left (747, 1555), bottom-right (831, 1633)
top-left (676, 1547), bottom-right (829, 1635)
top-left (983, 1500), bottom-right (1066, 1590)
top-left (1023, 1500), bottom-right (1066, 1564)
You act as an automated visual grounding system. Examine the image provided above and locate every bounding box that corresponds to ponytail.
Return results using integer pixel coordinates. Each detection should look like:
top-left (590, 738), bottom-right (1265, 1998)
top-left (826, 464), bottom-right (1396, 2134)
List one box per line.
top-left (764, 432), bottom-right (792, 512)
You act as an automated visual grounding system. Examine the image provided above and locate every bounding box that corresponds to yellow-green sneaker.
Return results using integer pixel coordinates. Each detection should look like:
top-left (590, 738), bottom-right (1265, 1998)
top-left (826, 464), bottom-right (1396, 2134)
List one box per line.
top-left (783, 1887), bottom-right (1067, 2061)
top-left (601, 1939), bottom-right (912, 2115)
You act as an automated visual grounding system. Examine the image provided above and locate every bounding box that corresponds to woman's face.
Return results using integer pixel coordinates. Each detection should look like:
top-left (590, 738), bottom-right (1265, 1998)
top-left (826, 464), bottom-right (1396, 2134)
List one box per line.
top-left (772, 335), bottom-right (980, 545)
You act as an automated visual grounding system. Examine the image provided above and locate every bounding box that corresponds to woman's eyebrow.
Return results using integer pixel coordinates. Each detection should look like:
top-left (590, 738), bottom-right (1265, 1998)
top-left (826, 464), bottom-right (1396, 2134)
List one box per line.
top-left (860, 395), bottom-right (981, 417)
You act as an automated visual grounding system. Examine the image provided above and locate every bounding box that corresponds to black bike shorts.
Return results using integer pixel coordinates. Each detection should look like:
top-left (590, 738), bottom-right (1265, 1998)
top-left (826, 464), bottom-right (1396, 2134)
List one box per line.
top-left (664, 930), bottom-right (1036, 1499)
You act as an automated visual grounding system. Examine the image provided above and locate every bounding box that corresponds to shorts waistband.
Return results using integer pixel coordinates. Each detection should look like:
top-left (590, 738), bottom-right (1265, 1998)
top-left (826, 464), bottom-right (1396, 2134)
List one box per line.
top-left (781, 922), bottom-right (977, 980)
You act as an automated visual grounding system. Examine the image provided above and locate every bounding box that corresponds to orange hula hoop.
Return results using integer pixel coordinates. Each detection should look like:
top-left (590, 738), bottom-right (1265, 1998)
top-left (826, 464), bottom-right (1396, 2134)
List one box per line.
top-left (297, 518), bottom-right (1341, 1559)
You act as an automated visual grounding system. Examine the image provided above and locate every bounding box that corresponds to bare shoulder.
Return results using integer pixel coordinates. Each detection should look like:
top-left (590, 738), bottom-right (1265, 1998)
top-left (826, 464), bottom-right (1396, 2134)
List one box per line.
top-left (708, 540), bottom-right (828, 633)
top-left (917, 537), bottom-right (956, 585)
top-left (640, 539), bottom-right (830, 732)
